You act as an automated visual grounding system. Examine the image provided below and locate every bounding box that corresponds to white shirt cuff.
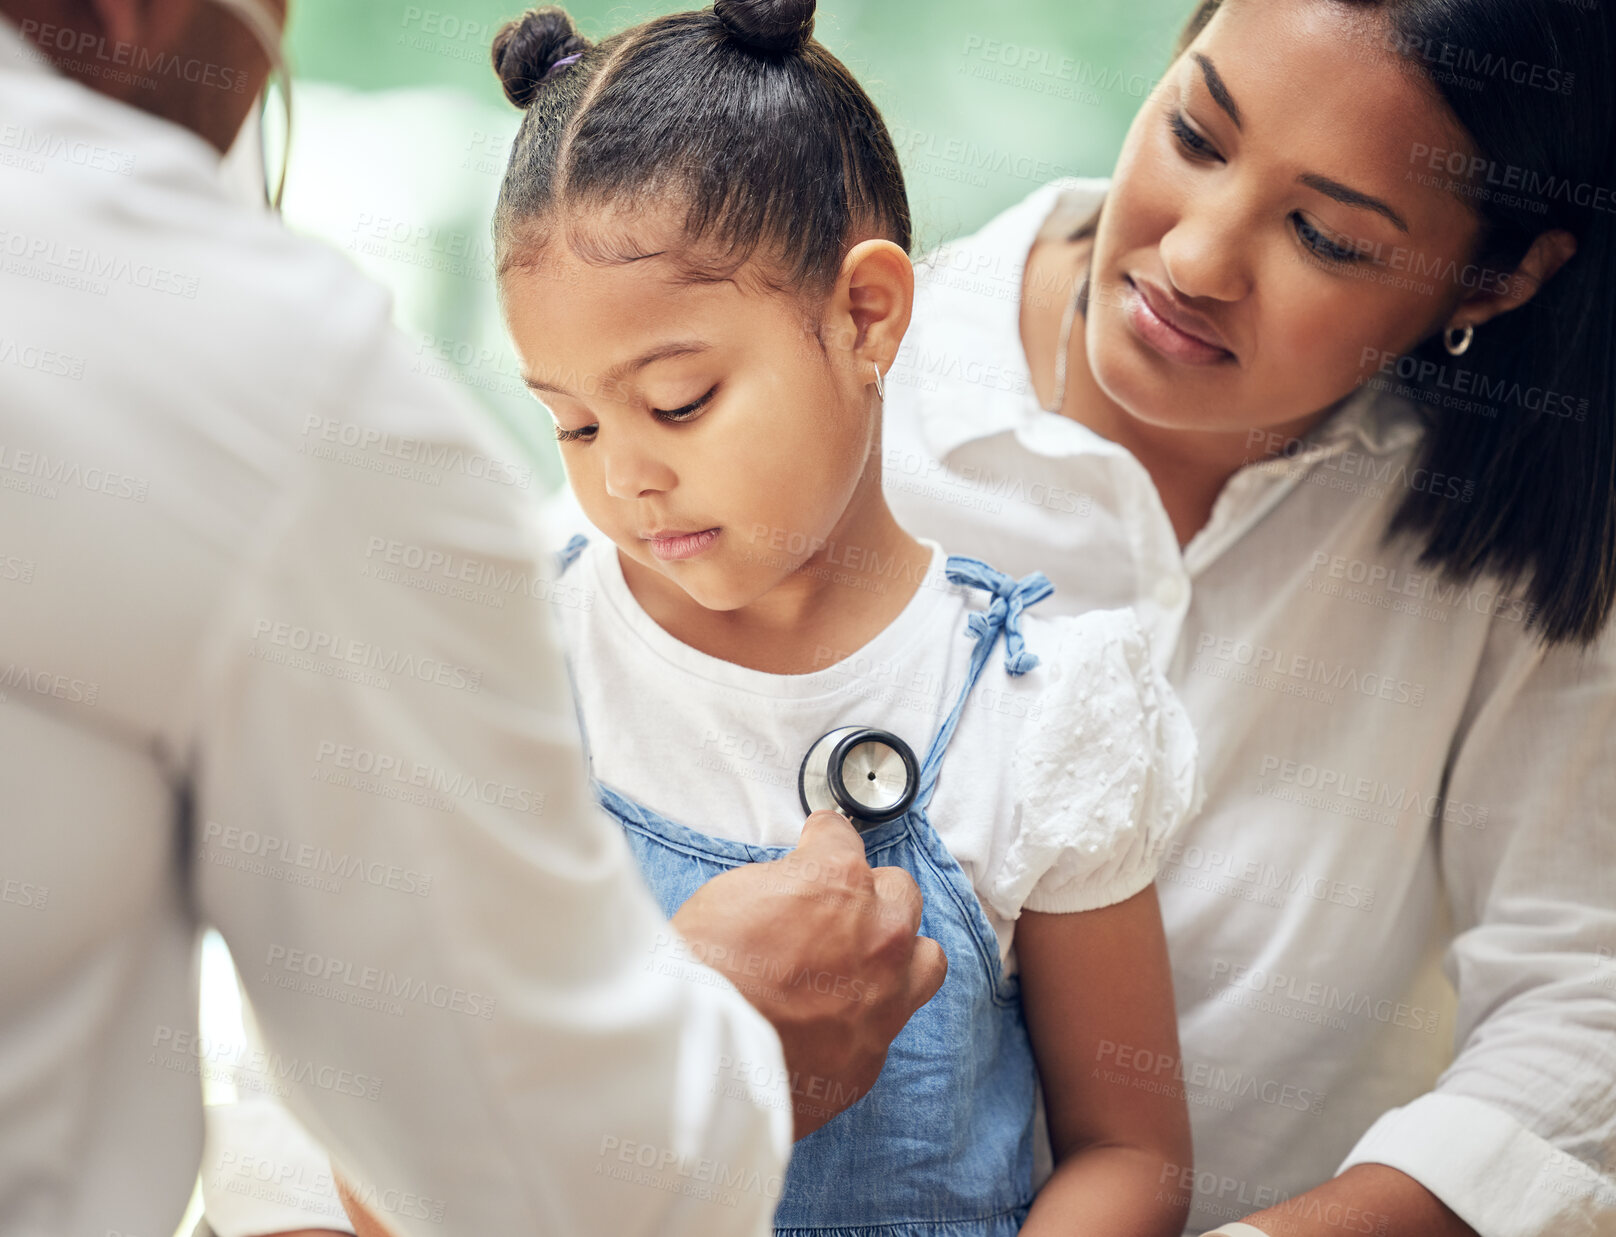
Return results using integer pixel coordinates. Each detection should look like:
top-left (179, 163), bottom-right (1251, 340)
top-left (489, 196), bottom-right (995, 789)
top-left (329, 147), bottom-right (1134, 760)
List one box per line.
top-left (1337, 1093), bottom-right (1616, 1237)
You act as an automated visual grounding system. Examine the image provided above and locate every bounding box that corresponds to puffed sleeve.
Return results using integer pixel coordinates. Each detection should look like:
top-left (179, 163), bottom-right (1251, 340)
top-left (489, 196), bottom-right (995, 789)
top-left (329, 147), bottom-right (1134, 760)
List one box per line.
top-left (988, 608), bottom-right (1202, 920)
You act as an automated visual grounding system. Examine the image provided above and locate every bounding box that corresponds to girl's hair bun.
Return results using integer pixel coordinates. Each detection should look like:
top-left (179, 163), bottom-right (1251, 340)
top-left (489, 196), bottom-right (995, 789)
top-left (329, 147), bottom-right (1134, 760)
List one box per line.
top-left (713, 0), bottom-right (816, 54)
top-left (492, 6), bottom-right (592, 108)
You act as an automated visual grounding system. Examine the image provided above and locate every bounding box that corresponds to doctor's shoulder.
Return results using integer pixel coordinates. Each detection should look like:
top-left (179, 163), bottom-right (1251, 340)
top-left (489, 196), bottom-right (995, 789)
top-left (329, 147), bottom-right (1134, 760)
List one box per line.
top-left (245, 237), bottom-right (546, 519)
top-left (187, 205), bottom-right (520, 477)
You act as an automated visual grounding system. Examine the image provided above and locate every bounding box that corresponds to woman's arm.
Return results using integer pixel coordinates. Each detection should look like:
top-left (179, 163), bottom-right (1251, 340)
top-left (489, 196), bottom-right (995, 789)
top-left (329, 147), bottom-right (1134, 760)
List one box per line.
top-left (1217, 618), bottom-right (1616, 1237)
top-left (1017, 884), bottom-right (1193, 1237)
top-left (1227, 1163), bottom-right (1475, 1237)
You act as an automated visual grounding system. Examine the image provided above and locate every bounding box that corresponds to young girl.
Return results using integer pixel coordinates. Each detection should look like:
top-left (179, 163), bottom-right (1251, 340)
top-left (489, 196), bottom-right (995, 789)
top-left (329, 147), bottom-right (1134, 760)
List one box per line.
top-left (471, 3), bottom-right (1203, 1235)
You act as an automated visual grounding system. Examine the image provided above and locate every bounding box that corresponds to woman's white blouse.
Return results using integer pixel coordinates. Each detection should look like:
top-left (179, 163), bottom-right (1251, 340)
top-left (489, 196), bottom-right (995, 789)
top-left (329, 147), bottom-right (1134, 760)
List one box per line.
top-left (882, 178), bottom-right (1616, 1236)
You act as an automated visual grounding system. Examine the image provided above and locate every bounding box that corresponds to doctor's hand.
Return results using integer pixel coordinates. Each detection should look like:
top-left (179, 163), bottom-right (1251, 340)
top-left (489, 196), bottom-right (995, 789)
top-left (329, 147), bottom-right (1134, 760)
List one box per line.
top-left (669, 809), bottom-right (947, 1140)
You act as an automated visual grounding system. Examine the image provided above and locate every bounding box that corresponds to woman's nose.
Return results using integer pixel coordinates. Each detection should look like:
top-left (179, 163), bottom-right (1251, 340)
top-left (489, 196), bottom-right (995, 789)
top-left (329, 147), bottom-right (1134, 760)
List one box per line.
top-left (1157, 198), bottom-right (1253, 305)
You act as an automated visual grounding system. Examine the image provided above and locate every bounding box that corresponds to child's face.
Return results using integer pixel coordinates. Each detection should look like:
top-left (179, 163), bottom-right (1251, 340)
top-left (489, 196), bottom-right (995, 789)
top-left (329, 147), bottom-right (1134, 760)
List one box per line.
top-left (502, 224), bottom-right (883, 612)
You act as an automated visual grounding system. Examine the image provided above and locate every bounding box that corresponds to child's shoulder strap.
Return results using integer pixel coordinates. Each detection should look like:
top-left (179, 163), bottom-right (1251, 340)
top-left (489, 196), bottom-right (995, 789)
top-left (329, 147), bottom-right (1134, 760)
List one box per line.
top-left (912, 556), bottom-right (1054, 812)
top-left (554, 532), bottom-right (589, 577)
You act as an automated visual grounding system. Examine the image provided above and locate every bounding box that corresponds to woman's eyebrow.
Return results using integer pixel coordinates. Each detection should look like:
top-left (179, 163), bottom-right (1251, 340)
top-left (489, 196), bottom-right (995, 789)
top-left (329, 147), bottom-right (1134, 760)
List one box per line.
top-left (1193, 53), bottom-right (1242, 130)
top-left (523, 341), bottom-right (712, 396)
top-left (1298, 173), bottom-right (1410, 233)
top-left (1193, 52), bottom-right (1410, 234)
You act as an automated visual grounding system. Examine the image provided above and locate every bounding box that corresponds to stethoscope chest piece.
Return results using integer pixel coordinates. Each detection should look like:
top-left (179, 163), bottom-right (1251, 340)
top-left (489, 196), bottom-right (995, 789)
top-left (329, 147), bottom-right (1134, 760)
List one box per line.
top-left (798, 726), bottom-right (920, 831)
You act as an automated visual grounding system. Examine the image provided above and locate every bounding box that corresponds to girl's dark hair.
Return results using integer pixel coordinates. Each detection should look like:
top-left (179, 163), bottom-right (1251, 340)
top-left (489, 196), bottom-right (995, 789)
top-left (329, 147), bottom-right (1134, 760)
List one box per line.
top-left (1170, 0), bottom-right (1616, 646)
top-left (489, 0), bottom-right (911, 303)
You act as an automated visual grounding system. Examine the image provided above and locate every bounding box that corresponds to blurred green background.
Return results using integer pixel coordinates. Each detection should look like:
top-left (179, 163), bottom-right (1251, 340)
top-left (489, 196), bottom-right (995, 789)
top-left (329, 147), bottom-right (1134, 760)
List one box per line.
top-left (271, 0), bottom-right (1197, 488)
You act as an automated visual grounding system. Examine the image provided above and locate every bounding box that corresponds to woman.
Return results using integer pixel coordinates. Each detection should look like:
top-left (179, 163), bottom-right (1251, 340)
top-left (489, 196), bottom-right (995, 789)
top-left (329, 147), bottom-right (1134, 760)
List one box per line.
top-left (883, 0), bottom-right (1614, 1234)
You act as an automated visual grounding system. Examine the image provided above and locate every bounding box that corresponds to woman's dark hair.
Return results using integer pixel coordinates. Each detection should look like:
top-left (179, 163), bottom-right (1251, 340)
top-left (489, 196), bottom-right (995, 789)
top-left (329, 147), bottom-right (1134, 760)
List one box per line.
top-left (489, 0), bottom-right (911, 305)
top-left (1167, 0), bottom-right (1616, 646)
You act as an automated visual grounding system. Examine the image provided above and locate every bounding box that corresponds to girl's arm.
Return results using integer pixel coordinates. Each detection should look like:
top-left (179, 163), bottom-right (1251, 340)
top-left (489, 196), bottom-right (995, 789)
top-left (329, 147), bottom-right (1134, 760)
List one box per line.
top-left (1016, 884), bottom-right (1192, 1237)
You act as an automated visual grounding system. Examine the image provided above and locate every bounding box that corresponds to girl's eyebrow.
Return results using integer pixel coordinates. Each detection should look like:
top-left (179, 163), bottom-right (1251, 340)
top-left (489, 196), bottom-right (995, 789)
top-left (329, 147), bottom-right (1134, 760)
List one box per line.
top-left (523, 341), bottom-right (712, 396)
top-left (1192, 52), bottom-right (1411, 234)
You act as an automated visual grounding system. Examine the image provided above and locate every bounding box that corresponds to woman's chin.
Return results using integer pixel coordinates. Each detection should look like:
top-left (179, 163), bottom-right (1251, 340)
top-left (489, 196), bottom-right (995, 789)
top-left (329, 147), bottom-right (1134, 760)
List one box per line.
top-left (1090, 364), bottom-right (1202, 434)
top-left (1090, 342), bottom-right (1252, 436)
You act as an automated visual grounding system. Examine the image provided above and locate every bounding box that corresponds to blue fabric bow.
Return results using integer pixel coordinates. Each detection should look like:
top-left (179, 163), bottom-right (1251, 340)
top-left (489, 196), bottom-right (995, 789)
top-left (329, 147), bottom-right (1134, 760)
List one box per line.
top-left (944, 556), bottom-right (1054, 676)
top-left (555, 532), bottom-right (589, 576)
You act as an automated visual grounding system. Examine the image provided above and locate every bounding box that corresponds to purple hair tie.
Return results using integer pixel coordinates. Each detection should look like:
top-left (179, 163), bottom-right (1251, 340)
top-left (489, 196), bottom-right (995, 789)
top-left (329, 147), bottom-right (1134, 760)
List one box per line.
top-left (543, 51), bottom-right (584, 80)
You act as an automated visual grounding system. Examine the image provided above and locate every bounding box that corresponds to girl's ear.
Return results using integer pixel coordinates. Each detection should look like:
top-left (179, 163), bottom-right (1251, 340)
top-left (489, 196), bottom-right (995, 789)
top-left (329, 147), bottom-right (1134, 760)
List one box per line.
top-left (832, 240), bottom-right (916, 374)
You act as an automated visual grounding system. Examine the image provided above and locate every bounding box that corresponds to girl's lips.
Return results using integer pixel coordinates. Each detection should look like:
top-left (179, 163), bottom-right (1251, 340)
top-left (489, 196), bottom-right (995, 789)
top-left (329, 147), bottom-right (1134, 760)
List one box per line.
top-left (1122, 276), bottom-right (1234, 366)
top-left (645, 528), bottom-right (720, 561)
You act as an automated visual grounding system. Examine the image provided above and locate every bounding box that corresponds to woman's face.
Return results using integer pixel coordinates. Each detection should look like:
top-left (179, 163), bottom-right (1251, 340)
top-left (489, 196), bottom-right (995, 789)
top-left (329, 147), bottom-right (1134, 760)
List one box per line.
top-left (1088, 0), bottom-right (1489, 436)
top-left (500, 225), bottom-right (876, 613)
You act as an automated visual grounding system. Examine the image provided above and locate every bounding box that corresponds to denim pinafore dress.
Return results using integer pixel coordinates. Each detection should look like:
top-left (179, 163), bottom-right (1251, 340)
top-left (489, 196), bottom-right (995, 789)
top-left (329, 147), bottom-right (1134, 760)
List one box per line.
top-left (555, 533), bottom-right (1053, 1237)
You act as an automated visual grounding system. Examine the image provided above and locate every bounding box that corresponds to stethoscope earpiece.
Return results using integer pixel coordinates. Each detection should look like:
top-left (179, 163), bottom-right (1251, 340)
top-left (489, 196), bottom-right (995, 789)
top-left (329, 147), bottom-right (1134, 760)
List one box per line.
top-left (798, 726), bottom-right (919, 831)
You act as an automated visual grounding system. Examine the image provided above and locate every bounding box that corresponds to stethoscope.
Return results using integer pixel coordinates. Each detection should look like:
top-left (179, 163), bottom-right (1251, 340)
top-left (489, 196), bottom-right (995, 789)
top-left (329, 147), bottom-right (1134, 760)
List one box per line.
top-left (208, 0), bottom-right (292, 212)
top-left (797, 727), bottom-right (920, 831)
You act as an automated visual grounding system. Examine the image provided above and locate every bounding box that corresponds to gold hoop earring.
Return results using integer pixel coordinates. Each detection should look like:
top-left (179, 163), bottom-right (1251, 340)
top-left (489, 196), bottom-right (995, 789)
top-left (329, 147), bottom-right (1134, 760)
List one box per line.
top-left (1443, 324), bottom-right (1474, 357)
top-left (872, 362), bottom-right (886, 400)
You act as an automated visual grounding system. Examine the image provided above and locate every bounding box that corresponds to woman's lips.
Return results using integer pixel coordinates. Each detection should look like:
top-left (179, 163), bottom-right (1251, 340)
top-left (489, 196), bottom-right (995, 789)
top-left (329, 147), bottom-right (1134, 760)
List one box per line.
top-left (644, 528), bottom-right (720, 561)
top-left (1122, 276), bottom-right (1233, 366)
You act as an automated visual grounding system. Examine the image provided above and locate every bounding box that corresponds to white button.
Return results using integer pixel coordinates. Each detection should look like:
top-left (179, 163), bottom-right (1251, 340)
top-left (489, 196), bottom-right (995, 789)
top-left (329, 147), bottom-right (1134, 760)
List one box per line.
top-left (1154, 576), bottom-right (1188, 609)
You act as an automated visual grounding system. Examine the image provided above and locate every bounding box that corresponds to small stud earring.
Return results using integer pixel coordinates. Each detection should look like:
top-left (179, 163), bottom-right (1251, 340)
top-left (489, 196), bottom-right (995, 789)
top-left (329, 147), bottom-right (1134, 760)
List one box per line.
top-left (1443, 323), bottom-right (1474, 357)
top-left (872, 362), bottom-right (885, 400)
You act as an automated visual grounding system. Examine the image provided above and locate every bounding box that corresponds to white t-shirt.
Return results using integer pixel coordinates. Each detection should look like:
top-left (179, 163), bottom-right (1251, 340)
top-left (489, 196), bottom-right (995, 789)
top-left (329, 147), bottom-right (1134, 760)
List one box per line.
top-left (554, 534), bottom-right (1200, 971)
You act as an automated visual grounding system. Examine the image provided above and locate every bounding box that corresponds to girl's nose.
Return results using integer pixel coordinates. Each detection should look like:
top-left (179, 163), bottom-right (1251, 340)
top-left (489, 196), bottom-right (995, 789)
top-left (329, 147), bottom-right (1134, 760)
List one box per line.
top-left (600, 432), bottom-right (676, 500)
